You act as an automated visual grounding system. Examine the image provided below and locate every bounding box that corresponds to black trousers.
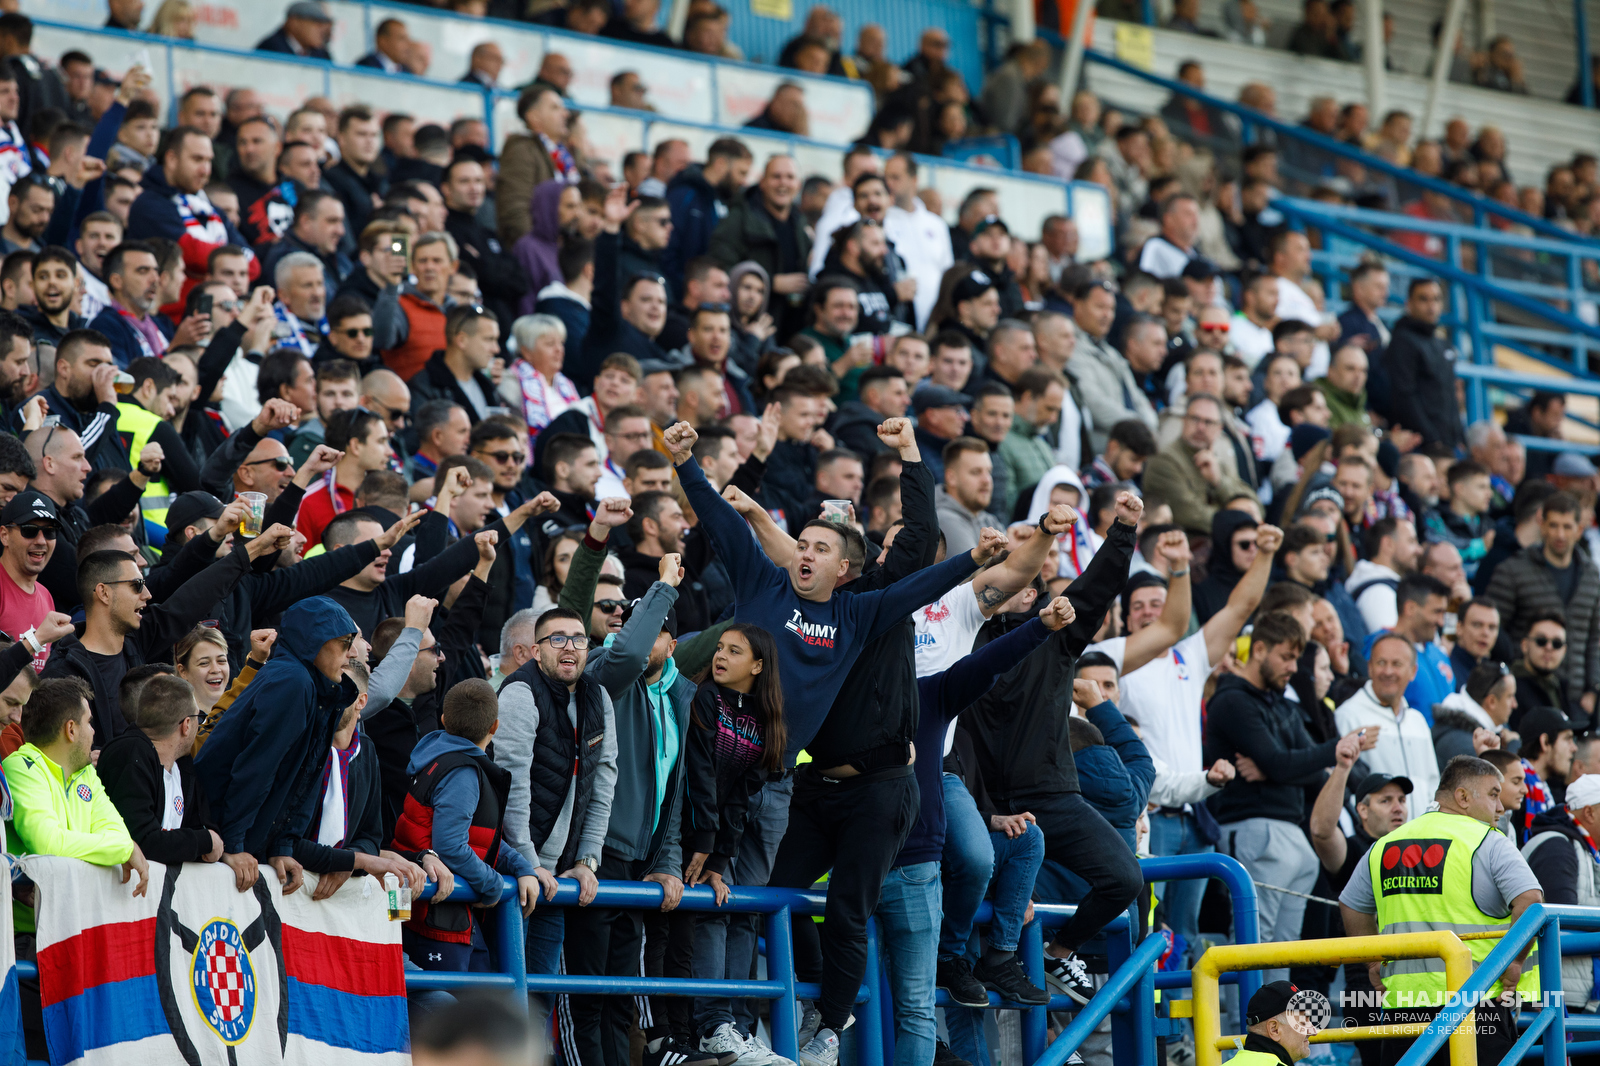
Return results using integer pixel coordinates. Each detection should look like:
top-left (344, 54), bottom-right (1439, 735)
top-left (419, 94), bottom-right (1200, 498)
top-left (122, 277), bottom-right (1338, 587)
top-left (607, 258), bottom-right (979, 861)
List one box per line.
top-left (564, 851), bottom-right (649, 1066)
top-left (642, 908), bottom-right (696, 1044)
top-left (1377, 1000), bottom-right (1518, 1066)
top-left (1010, 790), bottom-right (1144, 953)
top-left (768, 767), bottom-right (919, 1032)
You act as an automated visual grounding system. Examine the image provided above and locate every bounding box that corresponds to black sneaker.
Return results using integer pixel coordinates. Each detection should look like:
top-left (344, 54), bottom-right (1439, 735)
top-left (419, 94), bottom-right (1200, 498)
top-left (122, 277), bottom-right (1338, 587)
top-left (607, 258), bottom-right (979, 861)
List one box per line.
top-left (933, 1041), bottom-right (971, 1066)
top-left (936, 956), bottom-right (990, 1008)
top-left (1042, 951), bottom-right (1096, 1006)
top-left (973, 956), bottom-right (1051, 1005)
top-left (644, 1037), bottom-right (722, 1066)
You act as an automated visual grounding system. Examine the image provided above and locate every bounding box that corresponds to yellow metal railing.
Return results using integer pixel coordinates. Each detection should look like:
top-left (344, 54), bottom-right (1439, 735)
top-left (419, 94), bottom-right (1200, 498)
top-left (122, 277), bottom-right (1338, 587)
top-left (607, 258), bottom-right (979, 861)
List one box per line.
top-left (1179, 933), bottom-right (1478, 1066)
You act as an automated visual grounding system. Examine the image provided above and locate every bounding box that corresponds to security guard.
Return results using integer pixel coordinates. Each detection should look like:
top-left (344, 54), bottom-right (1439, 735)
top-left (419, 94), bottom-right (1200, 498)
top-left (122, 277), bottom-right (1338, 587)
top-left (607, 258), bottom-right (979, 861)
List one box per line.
top-left (1339, 754), bottom-right (1544, 1066)
top-left (115, 359), bottom-right (182, 538)
top-left (1229, 980), bottom-right (1315, 1064)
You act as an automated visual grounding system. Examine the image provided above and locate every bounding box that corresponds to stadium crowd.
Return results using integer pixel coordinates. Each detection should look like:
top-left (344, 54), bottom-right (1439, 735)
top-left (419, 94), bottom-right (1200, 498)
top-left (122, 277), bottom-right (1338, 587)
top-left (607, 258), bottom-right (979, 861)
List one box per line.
top-left (0, 5), bottom-right (1588, 1066)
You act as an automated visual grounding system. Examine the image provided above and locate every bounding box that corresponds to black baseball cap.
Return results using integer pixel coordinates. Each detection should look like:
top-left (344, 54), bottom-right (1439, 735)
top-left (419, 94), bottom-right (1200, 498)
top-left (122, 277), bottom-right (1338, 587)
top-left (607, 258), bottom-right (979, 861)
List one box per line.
top-left (1245, 980), bottom-right (1301, 1026)
top-left (166, 491), bottom-right (225, 536)
top-left (1521, 707), bottom-right (1574, 747)
top-left (912, 384), bottom-right (972, 414)
top-left (1354, 771), bottom-right (1413, 802)
top-left (950, 268), bottom-right (996, 304)
top-left (621, 599), bottom-right (679, 640)
top-left (0, 489), bottom-right (58, 527)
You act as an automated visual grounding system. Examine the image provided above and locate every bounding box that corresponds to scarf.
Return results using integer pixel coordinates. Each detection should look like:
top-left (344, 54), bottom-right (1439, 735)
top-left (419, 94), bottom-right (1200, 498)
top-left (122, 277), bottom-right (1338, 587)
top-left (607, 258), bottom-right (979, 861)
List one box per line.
top-left (117, 304), bottom-right (166, 358)
top-left (321, 468), bottom-right (354, 517)
top-left (173, 190), bottom-right (229, 247)
top-left (1522, 760), bottom-right (1551, 843)
top-left (538, 132), bottom-right (579, 184)
top-left (0, 121), bottom-right (30, 186)
top-left (511, 358), bottom-right (579, 435)
top-left (273, 302), bottom-right (323, 358)
top-left (315, 734), bottom-right (362, 848)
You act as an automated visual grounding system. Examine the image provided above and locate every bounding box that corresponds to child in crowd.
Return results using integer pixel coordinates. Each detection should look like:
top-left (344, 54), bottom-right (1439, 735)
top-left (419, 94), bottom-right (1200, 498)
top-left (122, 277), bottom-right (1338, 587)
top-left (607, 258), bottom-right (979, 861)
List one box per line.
top-left (1424, 459), bottom-right (1495, 579)
top-left (683, 624), bottom-right (788, 1060)
top-left (393, 678), bottom-right (541, 972)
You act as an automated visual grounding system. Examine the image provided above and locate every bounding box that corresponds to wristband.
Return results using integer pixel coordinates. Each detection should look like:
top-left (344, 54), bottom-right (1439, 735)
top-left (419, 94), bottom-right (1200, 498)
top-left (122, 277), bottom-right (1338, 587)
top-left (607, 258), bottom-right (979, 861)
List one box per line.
top-left (583, 531), bottom-right (608, 552)
top-left (19, 628), bottom-right (40, 656)
top-left (1169, 568), bottom-right (1190, 578)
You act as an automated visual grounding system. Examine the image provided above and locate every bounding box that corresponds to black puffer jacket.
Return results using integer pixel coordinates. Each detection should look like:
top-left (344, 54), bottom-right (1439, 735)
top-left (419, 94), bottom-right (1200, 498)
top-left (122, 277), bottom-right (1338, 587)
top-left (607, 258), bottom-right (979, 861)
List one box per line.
top-left (1385, 316), bottom-right (1463, 450)
top-left (961, 519), bottom-right (1135, 800)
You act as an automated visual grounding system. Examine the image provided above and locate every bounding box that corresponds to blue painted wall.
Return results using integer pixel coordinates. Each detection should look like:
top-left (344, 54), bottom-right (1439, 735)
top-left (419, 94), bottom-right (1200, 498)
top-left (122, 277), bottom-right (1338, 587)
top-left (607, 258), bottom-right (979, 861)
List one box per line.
top-left (723, 0), bottom-right (988, 99)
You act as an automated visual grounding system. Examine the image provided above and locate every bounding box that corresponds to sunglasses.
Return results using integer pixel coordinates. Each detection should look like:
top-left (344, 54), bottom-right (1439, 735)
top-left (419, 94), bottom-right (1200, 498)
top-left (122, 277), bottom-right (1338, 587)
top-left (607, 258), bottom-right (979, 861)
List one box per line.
top-left (12, 523), bottom-right (56, 540)
top-left (477, 449), bottom-right (527, 464)
top-left (340, 327), bottom-right (374, 339)
top-left (102, 577), bottom-right (146, 595)
top-left (370, 404), bottom-right (407, 425)
top-left (1533, 635), bottom-right (1567, 650)
top-left (243, 456), bottom-right (293, 470)
top-left (595, 598), bottom-right (630, 613)
top-left (538, 633), bottom-right (590, 649)
top-left (1199, 323), bottom-right (1230, 333)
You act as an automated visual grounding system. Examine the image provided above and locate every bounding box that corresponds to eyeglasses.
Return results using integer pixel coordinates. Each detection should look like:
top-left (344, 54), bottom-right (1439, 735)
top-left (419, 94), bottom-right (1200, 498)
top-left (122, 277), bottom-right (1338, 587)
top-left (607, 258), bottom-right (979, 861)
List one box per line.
top-left (607, 429), bottom-right (651, 443)
top-left (338, 635), bottom-right (356, 651)
top-left (476, 449), bottom-right (528, 465)
top-left (1533, 635), bottom-right (1567, 650)
top-left (340, 327), bottom-right (374, 339)
top-left (537, 633), bottom-right (591, 649)
top-left (594, 598), bottom-right (629, 613)
top-left (419, 644), bottom-right (443, 658)
top-left (12, 523), bottom-right (56, 540)
top-left (243, 456), bottom-right (293, 470)
top-left (1199, 323), bottom-right (1230, 333)
top-left (101, 577), bottom-right (146, 595)
top-left (1183, 413), bottom-right (1221, 429)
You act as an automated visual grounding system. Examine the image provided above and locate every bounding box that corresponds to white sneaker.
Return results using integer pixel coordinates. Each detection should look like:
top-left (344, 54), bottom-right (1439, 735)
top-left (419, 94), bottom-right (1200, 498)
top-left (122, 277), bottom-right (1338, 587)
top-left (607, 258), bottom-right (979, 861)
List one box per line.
top-left (797, 1028), bottom-right (840, 1066)
top-left (797, 1002), bottom-right (823, 1050)
top-left (702, 1023), bottom-right (747, 1063)
top-left (735, 1034), bottom-right (795, 1066)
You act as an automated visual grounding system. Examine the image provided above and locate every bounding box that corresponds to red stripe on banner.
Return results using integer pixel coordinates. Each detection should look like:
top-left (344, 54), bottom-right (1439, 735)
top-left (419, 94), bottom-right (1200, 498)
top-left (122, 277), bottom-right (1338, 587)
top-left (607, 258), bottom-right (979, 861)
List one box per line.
top-left (282, 925), bottom-right (406, 997)
top-left (37, 918), bottom-right (157, 1006)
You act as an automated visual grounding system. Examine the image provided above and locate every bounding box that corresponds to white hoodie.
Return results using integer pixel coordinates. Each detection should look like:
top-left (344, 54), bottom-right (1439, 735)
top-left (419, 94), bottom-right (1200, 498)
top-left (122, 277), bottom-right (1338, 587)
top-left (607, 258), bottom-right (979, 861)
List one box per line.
top-left (1024, 465), bottom-right (1101, 579)
top-left (1334, 682), bottom-right (1440, 821)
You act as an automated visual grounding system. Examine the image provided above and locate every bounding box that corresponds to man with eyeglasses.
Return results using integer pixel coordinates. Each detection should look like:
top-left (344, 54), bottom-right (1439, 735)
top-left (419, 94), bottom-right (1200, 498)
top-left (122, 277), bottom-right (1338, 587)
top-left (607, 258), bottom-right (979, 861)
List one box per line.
top-left (1513, 613), bottom-right (1578, 732)
top-left (43, 522), bottom-right (295, 746)
top-left (0, 489), bottom-right (62, 671)
top-left (468, 419), bottom-right (540, 645)
top-left (1141, 392), bottom-right (1256, 536)
top-left (314, 294), bottom-right (379, 376)
top-left (592, 403), bottom-right (656, 500)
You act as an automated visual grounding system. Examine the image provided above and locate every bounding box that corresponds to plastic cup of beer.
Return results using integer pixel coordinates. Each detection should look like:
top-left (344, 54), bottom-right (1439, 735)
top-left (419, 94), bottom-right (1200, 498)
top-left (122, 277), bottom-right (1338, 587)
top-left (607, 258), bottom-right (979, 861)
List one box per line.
top-left (238, 492), bottom-right (267, 537)
top-left (821, 499), bottom-right (852, 524)
top-left (384, 872), bottom-right (412, 921)
top-left (113, 371), bottom-right (136, 396)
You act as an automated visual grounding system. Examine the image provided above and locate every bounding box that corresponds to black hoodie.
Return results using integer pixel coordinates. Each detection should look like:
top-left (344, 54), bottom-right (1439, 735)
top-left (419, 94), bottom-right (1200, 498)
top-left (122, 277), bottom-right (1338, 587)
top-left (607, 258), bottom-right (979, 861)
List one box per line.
top-left (1193, 510), bottom-right (1258, 623)
top-left (1203, 671), bottom-right (1338, 825)
top-left (1523, 805), bottom-right (1593, 904)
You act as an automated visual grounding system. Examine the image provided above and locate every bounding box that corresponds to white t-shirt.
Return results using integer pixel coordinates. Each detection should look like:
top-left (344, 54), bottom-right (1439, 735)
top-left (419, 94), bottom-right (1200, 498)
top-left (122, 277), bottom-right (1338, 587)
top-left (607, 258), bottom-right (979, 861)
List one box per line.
top-left (915, 585), bottom-right (987, 678)
top-left (1246, 399), bottom-right (1291, 464)
top-left (1137, 236), bottom-right (1193, 279)
top-left (1089, 629), bottom-right (1211, 778)
top-left (162, 761), bottom-right (184, 831)
top-left (457, 374), bottom-right (491, 421)
top-left (1230, 314), bottom-right (1275, 368)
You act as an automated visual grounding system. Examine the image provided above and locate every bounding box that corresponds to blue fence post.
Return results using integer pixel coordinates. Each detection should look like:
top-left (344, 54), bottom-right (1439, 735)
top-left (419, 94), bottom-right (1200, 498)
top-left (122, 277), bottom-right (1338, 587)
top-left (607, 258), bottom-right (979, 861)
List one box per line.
top-left (1022, 919), bottom-right (1048, 1064)
top-left (1107, 903), bottom-right (1137, 1066)
top-left (858, 921), bottom-right (884, 1066)
top-left (1579, 0), bottom-right (1595, 110)
top-left (1541, 916), bottom-right (1565, 1066)
top-left (768, 905), bottom-right (799, 1061)
top-left (494, 878), bottom-right (528, 1010)
top-left (877, 965), bottom-right (894, 1066)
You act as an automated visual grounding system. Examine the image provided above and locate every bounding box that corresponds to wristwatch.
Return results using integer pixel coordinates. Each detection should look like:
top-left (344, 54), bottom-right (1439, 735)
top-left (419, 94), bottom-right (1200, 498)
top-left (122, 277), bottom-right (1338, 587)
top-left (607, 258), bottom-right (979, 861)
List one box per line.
top-left (577, 856), bottom-right (600, 874)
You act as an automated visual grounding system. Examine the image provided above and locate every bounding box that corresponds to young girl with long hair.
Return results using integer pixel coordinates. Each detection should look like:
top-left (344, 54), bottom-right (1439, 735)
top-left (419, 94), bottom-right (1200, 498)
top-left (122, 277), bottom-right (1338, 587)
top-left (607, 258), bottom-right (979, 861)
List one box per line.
top-left (683, 624), bottom-right (788, 1056)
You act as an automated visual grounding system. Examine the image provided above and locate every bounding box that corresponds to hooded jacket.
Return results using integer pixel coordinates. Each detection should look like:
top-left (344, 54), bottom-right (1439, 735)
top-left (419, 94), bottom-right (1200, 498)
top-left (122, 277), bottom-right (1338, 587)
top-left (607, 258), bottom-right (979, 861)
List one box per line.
top-left (596, 581), bottom-right (690, 875)
top-left (193, 596), bottom-right (361, 858)
top-left (664, 163), bottom-right (736, 295)
top-left (400, 729), bottom-right (534, 904)
top-left (963, 519), bottom-right (1135, 800)
top-left (1204, 671), bottom-right (1338, 825)
top-left (1024, 465), bottom-right (1101, 581)
top-left (1194, 510), bottom-right (1259, 623)
top-left (1523, 805), bottom-right (1600, 1005)
top-left (1334, 681), bottom-right (1440, 820)
top-left (514, 180), bottom-right (569, 316)
top-left (683, 680), bottom-right (771, 875)
top-left (1386, 316), bottom-right (1464, 450)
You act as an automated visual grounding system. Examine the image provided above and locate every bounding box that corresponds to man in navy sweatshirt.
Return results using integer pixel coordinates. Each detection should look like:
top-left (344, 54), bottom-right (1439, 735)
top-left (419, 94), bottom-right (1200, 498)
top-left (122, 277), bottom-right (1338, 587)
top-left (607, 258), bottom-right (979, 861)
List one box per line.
top-left (663, 418), bottom-right (988, 1065)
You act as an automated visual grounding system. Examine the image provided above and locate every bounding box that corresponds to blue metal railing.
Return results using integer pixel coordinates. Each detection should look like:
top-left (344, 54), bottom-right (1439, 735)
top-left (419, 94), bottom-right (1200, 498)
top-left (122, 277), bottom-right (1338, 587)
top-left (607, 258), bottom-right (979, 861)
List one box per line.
top-left (1065, 44), bottom-right (1594, 247)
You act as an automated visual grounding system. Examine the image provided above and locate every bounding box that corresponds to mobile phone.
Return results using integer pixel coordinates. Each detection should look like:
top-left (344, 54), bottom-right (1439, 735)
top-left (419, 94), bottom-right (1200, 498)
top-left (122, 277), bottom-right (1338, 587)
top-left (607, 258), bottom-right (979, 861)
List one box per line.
top-left (40, 414), bottom-right (59, 428)
top-left (197, 292), bottom-right (214, 315)
top-left (389, 234), bottom-right (409, 260)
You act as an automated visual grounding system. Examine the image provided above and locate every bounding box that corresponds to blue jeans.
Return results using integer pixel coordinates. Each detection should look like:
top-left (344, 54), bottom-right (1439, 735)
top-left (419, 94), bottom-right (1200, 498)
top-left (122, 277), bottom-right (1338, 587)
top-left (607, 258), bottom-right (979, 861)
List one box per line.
top-left (877, 862), bottom-right (941, 1066)
top-left (939, 774), bottom-right (994, 960)
top-left (1148, 809), bottom-right (1212, 964)
top-left (985, 822), bottom-right (1044, 952)
top-left (527, 907), bottom-right (566, 975)
top-left (693, 775), bottom-right (793, 1037)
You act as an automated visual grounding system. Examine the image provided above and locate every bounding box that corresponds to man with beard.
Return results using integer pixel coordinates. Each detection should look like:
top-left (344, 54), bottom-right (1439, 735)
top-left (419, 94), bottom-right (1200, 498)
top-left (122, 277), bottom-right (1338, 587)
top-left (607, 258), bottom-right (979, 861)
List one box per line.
top-left (1205, 612), bottom-right (1370, 972)
top-left (818, 220), bottom-right (898, 341)
top-left (811, 174), bottom-right (913, 324)
top-left (663, 137), bottom-right (752, 296)
top-left (21, 246), bottom-right (86, 351)
top-left (87, 241), bottom-right (165, 366)
top-left (441, 158), bottom-right (526, 334)
top-left (0, 307), bottom-right (30, 422)
top-left (74, 211), bottom-right (122, 322)
top-left (14, 329), bottom-right (126, 472)
top-left (0, 177), bottom-right (50, 255)
top-left (0, 488), bottom-right (62, 671)
top-left (227, 116), bottom-right (279, 214)
top-left (240, 140), bottom-right (321, 252)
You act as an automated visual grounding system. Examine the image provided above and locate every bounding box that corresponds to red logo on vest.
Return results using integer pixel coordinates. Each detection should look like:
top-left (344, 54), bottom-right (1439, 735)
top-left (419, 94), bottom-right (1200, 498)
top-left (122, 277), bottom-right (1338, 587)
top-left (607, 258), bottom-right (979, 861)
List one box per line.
top-left (1379, 838), bottom-right (1451, 895)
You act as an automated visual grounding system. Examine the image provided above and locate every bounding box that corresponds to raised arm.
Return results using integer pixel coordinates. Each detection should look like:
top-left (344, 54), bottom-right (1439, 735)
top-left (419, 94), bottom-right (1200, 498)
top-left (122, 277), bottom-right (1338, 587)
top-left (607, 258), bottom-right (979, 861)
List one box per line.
top-left (591, 561), bottom-right (681, 697)
top-left (871, 418), bottom-right (936, 581)
top-left (1118, 528), bottom-right (1192, 675)
top-left (666, 423), bottom-right (784, 592)
top-left (559, 497), bottom-right (631, 616)
top-left (1310, 740), bottom-right (1358, 874)
top-left (936, 598), bottom-right (1074, 713)
top-left (1054, 492), bottom-right (1142, 657)
top-left (1202, 523), bottom-right (1283, 667)
top-left (970, 504), bottom-right (1082, 618)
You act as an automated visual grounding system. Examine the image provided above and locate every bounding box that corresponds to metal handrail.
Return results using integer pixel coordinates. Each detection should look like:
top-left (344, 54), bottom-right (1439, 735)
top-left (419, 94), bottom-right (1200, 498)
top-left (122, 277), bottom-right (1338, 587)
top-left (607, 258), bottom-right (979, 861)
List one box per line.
top-left (1069, 44), bottom-right (1593, 247)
